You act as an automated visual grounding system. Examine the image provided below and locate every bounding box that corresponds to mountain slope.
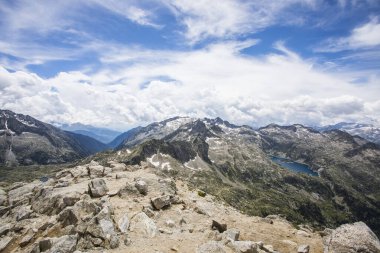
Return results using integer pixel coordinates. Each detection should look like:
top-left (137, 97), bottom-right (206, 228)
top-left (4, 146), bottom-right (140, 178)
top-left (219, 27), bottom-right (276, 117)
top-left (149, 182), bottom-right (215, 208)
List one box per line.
top-left (317, 122), bottom-right (380, 145)
top-left (0, 110), bottom-right (108, 166)
top-left (108, 126), bottom-right (142, 148)
top-left (94, 117), bottom-right (380, 236)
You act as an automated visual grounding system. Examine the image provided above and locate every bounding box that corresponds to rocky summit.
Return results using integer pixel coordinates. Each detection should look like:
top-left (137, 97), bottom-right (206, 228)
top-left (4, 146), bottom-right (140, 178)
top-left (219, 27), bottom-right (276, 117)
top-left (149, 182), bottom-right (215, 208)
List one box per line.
top-left (1, 160), bottom-right (379, 253)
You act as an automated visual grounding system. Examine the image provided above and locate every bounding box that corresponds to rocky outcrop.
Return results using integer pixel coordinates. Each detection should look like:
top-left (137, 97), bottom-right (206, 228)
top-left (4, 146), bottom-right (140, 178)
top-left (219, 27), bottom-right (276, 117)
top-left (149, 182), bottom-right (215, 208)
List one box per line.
top-left (323, 222), bottom-right (380, 253)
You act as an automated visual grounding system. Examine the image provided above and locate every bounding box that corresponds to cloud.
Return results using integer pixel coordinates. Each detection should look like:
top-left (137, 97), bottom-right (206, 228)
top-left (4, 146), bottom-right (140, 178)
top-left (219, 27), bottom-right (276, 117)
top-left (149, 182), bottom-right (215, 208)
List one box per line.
top-left (316, 16), bottom-right (380, 52)
top-left (164, 0), bottom-right (317, 44)
top-left (1, 41), bottom-right (379, 130)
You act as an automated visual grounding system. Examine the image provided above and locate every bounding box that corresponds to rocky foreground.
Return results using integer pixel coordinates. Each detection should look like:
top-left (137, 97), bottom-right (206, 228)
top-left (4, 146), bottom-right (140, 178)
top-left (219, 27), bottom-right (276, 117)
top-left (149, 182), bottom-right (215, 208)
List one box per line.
top-left (1, 161), bottom-right (380, 253)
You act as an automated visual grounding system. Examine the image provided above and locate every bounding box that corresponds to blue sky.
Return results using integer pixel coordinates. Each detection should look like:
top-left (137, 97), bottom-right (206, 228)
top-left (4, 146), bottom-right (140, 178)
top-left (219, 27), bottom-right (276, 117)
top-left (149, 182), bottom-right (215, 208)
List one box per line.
top-left (0, 0), bottom-right (380, 130)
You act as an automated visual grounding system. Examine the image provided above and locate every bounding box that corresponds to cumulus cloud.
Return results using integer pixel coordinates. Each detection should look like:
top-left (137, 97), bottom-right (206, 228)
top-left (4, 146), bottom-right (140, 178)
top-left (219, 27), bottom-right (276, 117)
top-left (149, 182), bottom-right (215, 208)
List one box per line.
top-left (1, 42), bottom-right (379, 130)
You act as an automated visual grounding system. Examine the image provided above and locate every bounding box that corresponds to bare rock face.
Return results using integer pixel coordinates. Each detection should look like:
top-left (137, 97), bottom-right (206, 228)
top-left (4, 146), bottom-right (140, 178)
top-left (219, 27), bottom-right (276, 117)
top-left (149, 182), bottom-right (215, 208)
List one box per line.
top-left (88, 178), bottom-right (109, 197)
top-left (324, 222), bottom-right (380, 253)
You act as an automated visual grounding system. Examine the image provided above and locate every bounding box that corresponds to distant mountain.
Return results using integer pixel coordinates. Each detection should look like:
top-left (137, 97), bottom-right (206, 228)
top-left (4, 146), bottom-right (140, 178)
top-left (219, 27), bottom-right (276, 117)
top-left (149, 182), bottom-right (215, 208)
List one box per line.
top-left (58, 123), bottom-right (121, 144)
top-left (316, 122), bottom-right (380, 145)
top-left (108, 126), bottom-right (142, 148)
top-left (0, 110), bottom-right (108, 166)
top-left (94, 117), bottom-right (380, 236)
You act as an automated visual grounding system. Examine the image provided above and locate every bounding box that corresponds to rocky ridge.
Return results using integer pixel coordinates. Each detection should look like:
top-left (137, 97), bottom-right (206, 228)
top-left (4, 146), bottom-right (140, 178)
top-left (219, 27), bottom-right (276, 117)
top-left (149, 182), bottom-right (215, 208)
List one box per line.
top-left (1, 160), bottom-right (379, 253)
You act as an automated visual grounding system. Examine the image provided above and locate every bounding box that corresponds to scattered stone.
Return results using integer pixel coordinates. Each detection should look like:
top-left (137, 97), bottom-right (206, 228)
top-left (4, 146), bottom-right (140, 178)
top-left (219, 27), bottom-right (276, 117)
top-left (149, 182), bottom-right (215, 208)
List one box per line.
top-left (135, 179), bottom-right (148, 195)
top-left (298, 244), bottom-right (310, 253)
top-left (227, 241), bottom-right (258, 253)
top-left (129, 212), bottom-right (158, 238)
top-left (88, 178), bottom-right (109, 198)
top-left (223, 228), bottom-right (240, 241)
top-left (124, 236), bottom-right (132, 246)
top-left (198, 190), bottom-right (206, 197)
top-left (323, 222), bottom-right (380, 253)
top-left (118, 212), bottom-right (130, 233)
top-left (151, 195), bottom-right (172, 210)
top-left (166, 219), bottom-right (175, 228)
top-left (171, 246), bottom-right (179, 251)
top-left (196, 241), bottom-right (226, 253)
top-left (179, 217), bottom-right (187, 225)
top-left (142, 205), bottom-right (155, 218)
top-left (212, 220), bottom-right (227, 233)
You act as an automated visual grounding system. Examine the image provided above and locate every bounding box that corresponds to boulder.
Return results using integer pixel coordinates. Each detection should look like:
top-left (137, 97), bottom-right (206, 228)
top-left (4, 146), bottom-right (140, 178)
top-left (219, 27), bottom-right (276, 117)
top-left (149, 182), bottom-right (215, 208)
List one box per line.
top-left (223, 228), bottom-right (240, 241)
top-left (129, 212), bottom-right (158, 238)
top-left (227, 241), bottom-right (258, 253)
top-left (324, 222), bottom-right (380, 253)
top-left (151, 195), bottom-right (172, 210)
top-left (298, 244), bottom-right (310, 253)
top-left (58, 207), bottom-right (80, 226)
top-left (88, 179), bottom-right (109, 198)
top-left (196, 241), bottom-right (226, 253)
top-left (135, 180), bottom-right (148, 195)
top-left (212, 220), bottom-right (227, 233)
top-left (41, 234), bottom-right (78, 253)
top-left (118, 212), bottom-right (130, 233)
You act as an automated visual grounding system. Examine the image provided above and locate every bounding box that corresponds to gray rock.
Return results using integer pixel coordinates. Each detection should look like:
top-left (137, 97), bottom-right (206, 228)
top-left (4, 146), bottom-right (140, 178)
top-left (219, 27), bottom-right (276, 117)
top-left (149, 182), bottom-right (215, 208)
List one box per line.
top-left (20, 230), bottom-right (35, 247)
top-left (324, 222), bottom-right (380, 253)
top-left (196, 241), bottom-right (226, 253)
top-left (48, 234), bottom-right (78, 253)
top-left (142, 205), bottom-right (155, 218)
top-left (135, 180), bottom-right (148, 195)
top-left (0, 236), bottom-right (13, 252)
top-left (227, 241), bottom-right (258, 253)
top-left (88, 179), bottom-right (109, 198)
top-left (223, 228), bottom-right (240, 241)
top-left (118, 212), bottom-right (130, 233)
top-left (151, 195), bottom-right (172, 210)
top-left (15, 205), bottom-right (33, 221)
top-left (129, 212), bottom-right (158, 238)
top-left (58, 207), bottom-right (80, 226)
top-left (0, 224), bottom-right (11, 236)
top-left (298, 244), bottom-right (310, 253)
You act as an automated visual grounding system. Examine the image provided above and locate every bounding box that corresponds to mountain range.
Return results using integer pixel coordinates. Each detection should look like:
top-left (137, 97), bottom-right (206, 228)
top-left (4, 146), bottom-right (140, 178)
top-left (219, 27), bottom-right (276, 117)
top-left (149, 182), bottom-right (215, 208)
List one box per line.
top-left (0, 110), bottom-right (108, 166)
top-left (1, 110), bottom-right (380, 237)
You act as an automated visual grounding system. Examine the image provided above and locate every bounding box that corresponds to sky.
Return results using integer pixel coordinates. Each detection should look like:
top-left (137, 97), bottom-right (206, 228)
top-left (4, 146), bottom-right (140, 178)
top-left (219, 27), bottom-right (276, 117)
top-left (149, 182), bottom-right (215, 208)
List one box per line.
top-left (0, 0), bottom-right (380, 131)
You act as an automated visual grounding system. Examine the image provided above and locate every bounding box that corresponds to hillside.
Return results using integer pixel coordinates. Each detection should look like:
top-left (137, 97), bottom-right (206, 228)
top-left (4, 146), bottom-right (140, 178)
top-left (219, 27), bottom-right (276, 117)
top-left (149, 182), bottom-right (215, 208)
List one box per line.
top-left (0, 110), bottom-right (108, 166)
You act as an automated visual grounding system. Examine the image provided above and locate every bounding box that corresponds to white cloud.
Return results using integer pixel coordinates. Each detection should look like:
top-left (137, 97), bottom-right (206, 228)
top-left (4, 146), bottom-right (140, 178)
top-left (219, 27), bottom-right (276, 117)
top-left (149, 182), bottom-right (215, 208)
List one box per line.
top-left (316, 16), bottom-right (380, 52)
top-left (1, 41), bottom-right (379, 130)
top-left (164, 0), bottom-right (317, 43)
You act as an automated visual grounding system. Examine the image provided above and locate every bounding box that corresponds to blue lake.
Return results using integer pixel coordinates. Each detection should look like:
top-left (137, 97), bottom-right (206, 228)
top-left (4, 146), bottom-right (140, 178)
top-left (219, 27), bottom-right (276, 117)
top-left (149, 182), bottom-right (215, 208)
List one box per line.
top-left (270, 156), bottom-right (318, 176)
